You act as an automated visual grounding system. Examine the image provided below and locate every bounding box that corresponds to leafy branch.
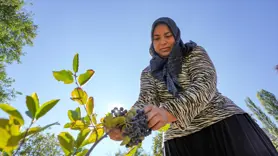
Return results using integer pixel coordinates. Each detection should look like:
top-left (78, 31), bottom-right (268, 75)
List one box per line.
top-left (0, 94), bottom-right (60, 156)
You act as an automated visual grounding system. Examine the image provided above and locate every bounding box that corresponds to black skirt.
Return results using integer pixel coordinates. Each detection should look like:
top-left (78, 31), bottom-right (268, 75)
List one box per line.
top-left (164, 113), bottom-right (278, 156)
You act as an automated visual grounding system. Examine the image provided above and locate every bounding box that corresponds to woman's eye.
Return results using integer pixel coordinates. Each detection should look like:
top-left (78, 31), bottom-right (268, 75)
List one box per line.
top-left (166, 34), bottom-right (172, 38)
top-left (153, 38), bottom-right (159, 41)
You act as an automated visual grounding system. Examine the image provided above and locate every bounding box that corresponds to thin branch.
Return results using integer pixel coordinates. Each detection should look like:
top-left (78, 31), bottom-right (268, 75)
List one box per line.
top-left (74, 73), bottom-right (80, 88)
top-left (85, 131), bottom-right (111, 156)
top-left (13, 120), bottom-right (34, 156)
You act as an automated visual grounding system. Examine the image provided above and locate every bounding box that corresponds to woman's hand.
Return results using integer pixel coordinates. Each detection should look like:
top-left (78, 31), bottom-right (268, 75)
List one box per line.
top-left (144, 105), bottom-right (176, 130)
top-left (106, 127), bottom-right (123, 141)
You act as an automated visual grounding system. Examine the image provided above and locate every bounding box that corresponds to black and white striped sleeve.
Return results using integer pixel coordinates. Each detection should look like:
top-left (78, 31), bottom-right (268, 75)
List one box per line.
top-left (132, 69), bottom-right (159, 110)
top-left (160, 46), bottom-right (217, 130)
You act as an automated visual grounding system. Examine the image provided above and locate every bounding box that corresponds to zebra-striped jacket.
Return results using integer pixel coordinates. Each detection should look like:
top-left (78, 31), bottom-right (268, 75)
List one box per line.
top-left (132, 46), bottom-right (245, 141)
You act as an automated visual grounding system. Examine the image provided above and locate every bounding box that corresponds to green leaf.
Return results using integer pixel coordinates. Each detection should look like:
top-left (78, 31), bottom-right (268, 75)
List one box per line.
top-left (0, 118), bottom-right (9, 129)
top-left (70, 120), bottom-right (87, 130)
top-left (126, 109), bottom-right (136, 120)
top-left (0, 128), bottom-right (10, 149)
top-left (103, 113), bottom-right (113, 129)
top-left (25, 111), bottom-right (32, 119)
top-left (10, 125), bottom-right (20, 136)
top-left (8, 116), bottom-right (20, 126)
top-left (82, 128), bottom-right (104, 145)
top-left (58, 132), bottom-right (75, 156)
top-left (25, 127), bottom-right (40, 136)
top-left (111, 116), bottom-right (126, 127)
top-left (78, 69), bottom-right (95, 86)
top-left (124, 146), bottom-right (139, 156)
top-left (73, 148), bottom-right (83, 155)
top-left (26, 96), bottom-right (37, 118)
top-left (92, 114), bottom-right (97, 125)
top-left (120, 136), bottom-right (131, 146)
top-left (5, 135), bottom-right (22, 152)
top-left (71, 88), bottom-right (88, 105)
top-left (53, 70), bottom-right (74, 84)
top-left (73, 53), bottom-right (79, 73)
top-left (158, 124), bottom-right (170, 132)
top-left (83, 115), bottom-right (91, 125)
top-left (75, 128), bottom-right (90, 148)
top-left (86, 97), bottom-right (94, 115)
top-left (31, 93), bottom-right (40, 111)
top-left (35, 99), bottom-right (60, 120)
top-left (0, 104), bottom-right (24, 125)
top-left (76, 149), bottom-right (88, 156)
top-left (68, 107), bottom-right (81, 122)
top-left (64, 123), bottom-right (71, 128)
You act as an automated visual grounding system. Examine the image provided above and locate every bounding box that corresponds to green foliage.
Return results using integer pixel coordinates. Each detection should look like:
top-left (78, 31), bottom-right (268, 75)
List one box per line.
top-left (73, 53), bottom-right (79, 73)
top-left (1, 52), bottom-right (169, 156)
top-left (113, 146), bottom-right (150, 156)
top-left (53, 53), bottom-right (106, 156)
top-left (68, 107), bottom-right (81, 122)
top-left (0, 92), bottom-right (60, 155)
top-left (58, 132), bottom-right (75, 156)
top-left (0, 104), bottom-right (24, 125)
top-left (53, 70), bottom-right (74, 84)
top-left (152, 132), bottom-right (163, 156)
top-left (257, 90), bottom-right (278, 122)
top-left (26, 96), bottom-right (37, 119)
top-left (71, 88), bottom-right (88, 105)
top-left (121, 137), bottom-right (131, 146)
top-left (86, 97), bottom-right (94, 115)
top-left (17, 132), bottom-right (63, 156)
top-left (78, 70), bottom-right (95, 86)
top-left (75, 129), bottom-right (90, 149)
top-left (246, 89), bottom-right (278, 150)
top-left (0, 65), bottom-right (21, 103)
top-left (53, 53), bottom-right (155, 156)
top-left (76, 149), bottom-right (88, 156)
top-left (103, 113), bottom-right (125, 129)
top-left (0, 0), bottom-right (37, 103)
top-left (125, 146), bottom-right (139, 156)
top-left (158, 124), bottom-right (170, 132)
top-left (35, 99), bottom-right (59, 120)
top-left (0, 0), bottom-right (37, 64)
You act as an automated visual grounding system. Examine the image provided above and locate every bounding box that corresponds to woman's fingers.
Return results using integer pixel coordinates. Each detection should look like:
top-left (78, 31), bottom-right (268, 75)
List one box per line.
top-left (144, 105), bottom-right (169, 130)
top-left (144, 105), bottom-right (153, 114)
top-left (108, 128), bottom-right (123, 141)
top-left (148, 113), bottom-right (160, 128)
top-left (152, 121), bottom-right (165, 130)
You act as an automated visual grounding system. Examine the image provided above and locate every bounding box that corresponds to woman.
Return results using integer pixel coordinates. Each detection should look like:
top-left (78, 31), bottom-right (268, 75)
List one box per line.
top-left (109, 17), bottom-right (278, 156)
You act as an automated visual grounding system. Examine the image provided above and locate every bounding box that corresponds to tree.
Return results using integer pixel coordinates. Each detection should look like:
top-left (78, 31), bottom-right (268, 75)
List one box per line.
top-left (0, 0), bottom-right (37, 102)
top-left (152, 132), bottom-right (163, 156)
top-left (17, 132), bottom-right (63, 156)
top-left (246, 89), bottom-right (278, 150)
top-left (0, 60), bottom-right (21, 103)
top-left (113, 147), bottom-right (150, 156)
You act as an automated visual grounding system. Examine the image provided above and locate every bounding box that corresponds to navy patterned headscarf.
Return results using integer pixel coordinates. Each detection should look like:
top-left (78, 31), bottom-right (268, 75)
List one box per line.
top-left (149, 17), bottom-right (197, 97)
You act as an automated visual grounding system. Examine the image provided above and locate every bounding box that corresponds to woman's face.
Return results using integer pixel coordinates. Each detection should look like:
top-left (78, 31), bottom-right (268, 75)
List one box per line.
top-left (152, 24), bottom-right (175, 58)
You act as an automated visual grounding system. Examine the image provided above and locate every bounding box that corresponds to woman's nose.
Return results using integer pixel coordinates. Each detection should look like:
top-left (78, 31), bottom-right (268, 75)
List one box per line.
top-left (160, 39), bottom-right (167, 45)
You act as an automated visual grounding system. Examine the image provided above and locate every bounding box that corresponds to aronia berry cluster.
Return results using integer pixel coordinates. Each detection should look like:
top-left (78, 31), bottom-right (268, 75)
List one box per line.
top-left (110, 107), bottom-right (152, 148)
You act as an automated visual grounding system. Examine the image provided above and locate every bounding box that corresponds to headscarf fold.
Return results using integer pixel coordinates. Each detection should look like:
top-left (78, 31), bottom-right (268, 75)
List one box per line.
top-left (149, 17), bottom-right (197, 97)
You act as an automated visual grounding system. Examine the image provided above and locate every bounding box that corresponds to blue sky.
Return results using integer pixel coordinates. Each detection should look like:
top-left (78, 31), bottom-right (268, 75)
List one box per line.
top-left (3, 0), bottom-right (278, 155)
